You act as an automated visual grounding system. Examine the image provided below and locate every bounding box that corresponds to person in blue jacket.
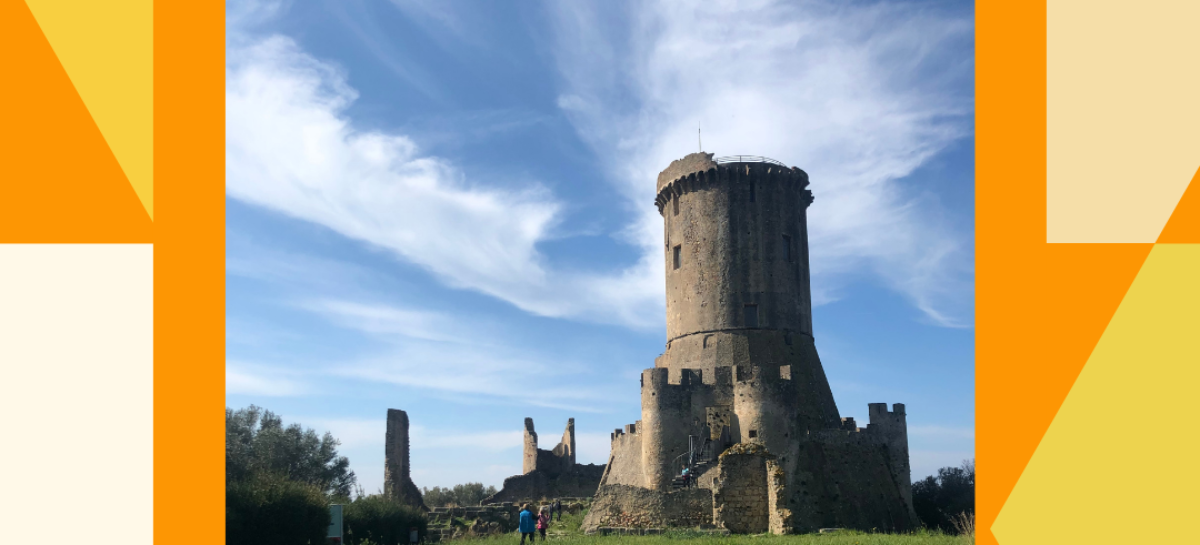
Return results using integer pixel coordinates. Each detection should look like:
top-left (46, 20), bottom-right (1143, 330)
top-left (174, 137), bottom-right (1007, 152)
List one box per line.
top-left (518, 503), bottom-right (536, 544)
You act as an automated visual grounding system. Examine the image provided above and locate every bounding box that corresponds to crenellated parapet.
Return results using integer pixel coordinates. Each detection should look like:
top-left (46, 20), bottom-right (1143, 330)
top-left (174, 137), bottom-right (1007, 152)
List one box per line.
top-left (638, 364), bottom-right (803, 490)
top-left (654, 162), bottom-right (812, 216)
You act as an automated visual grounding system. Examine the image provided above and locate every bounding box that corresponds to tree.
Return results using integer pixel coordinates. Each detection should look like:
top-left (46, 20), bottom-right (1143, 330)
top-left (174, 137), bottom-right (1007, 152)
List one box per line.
top-left (226, 405), bottom-right (357, 497)
top-left (420, 482), bottom-right (498, 507)
top-left (912, 459), bottom-right (975, 534)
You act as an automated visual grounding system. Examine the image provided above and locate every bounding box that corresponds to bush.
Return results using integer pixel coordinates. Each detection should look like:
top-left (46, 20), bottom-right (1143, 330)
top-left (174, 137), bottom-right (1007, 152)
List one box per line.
top-left (912, 459), bottom-right (975, 534)
top-left (421, 482), bottom-right (498, 507)
top-left (344, 494), bottom-right (428, 545)
top-left (227, 473), bottom-right (331, 545)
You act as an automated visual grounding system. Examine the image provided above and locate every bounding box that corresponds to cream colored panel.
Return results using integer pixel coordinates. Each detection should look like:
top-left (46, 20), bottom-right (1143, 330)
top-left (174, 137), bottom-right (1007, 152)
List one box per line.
top-left (0, 244), bottom-right (152, 545)
top-left (1048, 1), bottom-right (1200, 242)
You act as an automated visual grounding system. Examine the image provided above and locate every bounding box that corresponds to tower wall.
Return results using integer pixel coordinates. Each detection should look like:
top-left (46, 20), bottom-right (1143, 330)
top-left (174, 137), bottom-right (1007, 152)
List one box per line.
top-left (867, 403), bottom-right (915, 517)
top-left (657, 157), bottom-right (815, 345)
top-left (384, 409), bottom-right (424, 509)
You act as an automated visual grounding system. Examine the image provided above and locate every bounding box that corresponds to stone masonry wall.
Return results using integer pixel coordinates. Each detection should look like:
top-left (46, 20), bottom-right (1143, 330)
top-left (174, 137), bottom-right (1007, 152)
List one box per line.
top-left (599, 427), bottom-right (644, 487)
top-left (713, 447), bottom-right (771, 534)
top-left (483, 464), bottom-right (604, 504)
top-left (582, 484), bottom-right (713, 532)
top-left (787, 430), bottom-right (916, 533)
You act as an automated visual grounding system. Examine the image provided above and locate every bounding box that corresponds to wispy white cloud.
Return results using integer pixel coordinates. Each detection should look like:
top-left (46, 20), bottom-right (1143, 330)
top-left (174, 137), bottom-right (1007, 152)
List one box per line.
top-left (330, 344), bottom-right (613, 413)
top-left (283, 297), bottom-right (624, 412)
top-left (226, 361), bottom-right (310, 397)
top-left (297, 299), bottom-right (464, 344)
top-left (411, 427), bottom-right (524, 452)
top-left (225, 32), bottom-right (663, 328)
top-left (548, 0), bottom-right (975, 327)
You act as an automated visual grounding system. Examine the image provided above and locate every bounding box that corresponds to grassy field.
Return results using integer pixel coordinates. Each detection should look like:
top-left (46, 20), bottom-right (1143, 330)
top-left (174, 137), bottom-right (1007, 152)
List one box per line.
top-left (455, 510), bottom-right (973, 545)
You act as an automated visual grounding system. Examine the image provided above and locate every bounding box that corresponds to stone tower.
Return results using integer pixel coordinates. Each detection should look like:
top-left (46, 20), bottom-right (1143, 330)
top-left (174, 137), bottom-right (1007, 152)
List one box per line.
top-left (585, 154), bottom-right (917, 534)
top-left (384, 409), bottom-right (425, 509)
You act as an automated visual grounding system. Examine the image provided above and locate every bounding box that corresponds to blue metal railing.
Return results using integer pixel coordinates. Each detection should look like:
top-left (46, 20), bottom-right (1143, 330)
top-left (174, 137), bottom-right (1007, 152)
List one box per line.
top-left (713, 155), bottom-right (788, 167)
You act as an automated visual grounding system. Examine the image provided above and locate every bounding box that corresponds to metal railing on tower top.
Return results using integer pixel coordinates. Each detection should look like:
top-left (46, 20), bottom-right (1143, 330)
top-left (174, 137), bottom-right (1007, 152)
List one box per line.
top-left (713, 155), bottom-right (788, 167)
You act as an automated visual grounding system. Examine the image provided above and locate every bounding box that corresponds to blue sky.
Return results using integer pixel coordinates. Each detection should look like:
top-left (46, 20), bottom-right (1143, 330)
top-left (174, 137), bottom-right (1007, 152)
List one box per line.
top-left (225, 0), bottom-right (975, 494)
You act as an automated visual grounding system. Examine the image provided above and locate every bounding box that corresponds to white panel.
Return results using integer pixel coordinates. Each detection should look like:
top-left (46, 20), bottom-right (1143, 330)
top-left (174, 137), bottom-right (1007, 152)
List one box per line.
top-left (0, 244), bottom-right (152, 544)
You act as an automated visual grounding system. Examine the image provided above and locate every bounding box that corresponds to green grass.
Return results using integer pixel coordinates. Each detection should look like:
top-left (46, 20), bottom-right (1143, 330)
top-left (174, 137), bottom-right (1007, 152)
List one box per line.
top-left (451, 509), bottom-right (972, 545)
top-left (462, 531), bottom-right (972, 545)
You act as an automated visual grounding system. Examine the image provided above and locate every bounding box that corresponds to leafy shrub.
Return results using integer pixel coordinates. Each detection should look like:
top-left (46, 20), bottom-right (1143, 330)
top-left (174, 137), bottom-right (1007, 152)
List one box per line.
top-left (344, 494), bottom-right (428, 545)
top-left (912, 459), bottom-right (975, 534)
top-left (421, 482), bottom-right (498, 507)
top-left (227, 473), bottom-right (332, 545)
top-left (227, 405), bottom-right (356, 497)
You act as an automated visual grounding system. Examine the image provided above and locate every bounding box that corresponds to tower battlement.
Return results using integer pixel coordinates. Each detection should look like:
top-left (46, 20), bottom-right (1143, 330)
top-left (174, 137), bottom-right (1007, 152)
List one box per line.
top-left (640, 365), bottom-right (795, 398)
top-left (868, 403), bottom-right (907, 426)
top-left (654, 153), bottom-right (811, 211)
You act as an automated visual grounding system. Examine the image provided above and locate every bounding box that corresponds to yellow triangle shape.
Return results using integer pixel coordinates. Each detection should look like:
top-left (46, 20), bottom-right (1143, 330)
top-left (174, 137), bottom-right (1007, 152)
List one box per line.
top-left (993, 243), bottom-right (1200, 544)
top-left (25, 0), bottom-right (153, 219)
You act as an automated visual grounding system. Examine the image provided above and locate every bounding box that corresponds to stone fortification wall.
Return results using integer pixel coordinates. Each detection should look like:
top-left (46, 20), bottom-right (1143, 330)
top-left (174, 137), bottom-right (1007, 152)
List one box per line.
top-left (656, 328), bottom-right (841, 429)
top-left (867, 403), bottom-right (914, 513)
top-left (639, 362), bottom-right (841, 491)
top-left (600, 423), bottom-right (645, 487)
top-left (656, 157), bottom-right (815, 341)
top-left (785, 405), bottom-right (916, 533)
top-left (581, 485), bottom-right (713, 532)
top-left (384, 409), bottom-right (425, 509)
top-left (482, 464), bottom-right (604, 504)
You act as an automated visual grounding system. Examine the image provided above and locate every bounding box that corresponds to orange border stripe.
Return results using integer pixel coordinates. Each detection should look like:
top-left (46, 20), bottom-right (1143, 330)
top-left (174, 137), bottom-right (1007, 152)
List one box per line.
top-left (153, 2), bottom-right (224, 543)
top-left (977, 2), bottom-right (1152, 544)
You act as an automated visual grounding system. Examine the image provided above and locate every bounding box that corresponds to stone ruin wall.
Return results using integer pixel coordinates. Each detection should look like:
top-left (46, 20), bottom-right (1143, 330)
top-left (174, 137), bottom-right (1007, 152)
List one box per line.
top-left (485, 417), bottom-right (605, 505)
top-left (581, 484), bottom-right (713, 531)
top-left (713, 447), bottom-right (770, 533)
top-left (385, 408), bottom-right (426, 509)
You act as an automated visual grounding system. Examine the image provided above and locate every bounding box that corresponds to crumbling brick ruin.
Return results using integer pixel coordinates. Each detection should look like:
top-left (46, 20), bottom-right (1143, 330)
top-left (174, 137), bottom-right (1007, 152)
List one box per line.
top-left (384, 408), bottom-right (426, 510)
top-left (582, 153), bottom-right (919, 534)
top-left (484, 418), bottom-right (605, 504)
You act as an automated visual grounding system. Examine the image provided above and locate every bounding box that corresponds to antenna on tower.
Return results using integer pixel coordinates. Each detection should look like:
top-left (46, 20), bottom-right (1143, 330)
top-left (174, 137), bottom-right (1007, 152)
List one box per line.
top-left (698, 122), bottom-right (702, 152)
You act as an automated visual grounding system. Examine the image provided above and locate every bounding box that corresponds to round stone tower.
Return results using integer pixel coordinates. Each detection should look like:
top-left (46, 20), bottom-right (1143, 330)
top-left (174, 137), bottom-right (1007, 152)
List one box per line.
top-left (587, 153), bottom-right (918, 534)
top-left (657, 152), bottom-right (813, 342)
top-left (652, 152), bottom-right (840, 428)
